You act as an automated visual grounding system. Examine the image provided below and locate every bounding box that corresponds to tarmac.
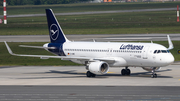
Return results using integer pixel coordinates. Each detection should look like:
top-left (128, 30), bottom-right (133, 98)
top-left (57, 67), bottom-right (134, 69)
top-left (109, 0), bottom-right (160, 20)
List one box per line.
top-left (0, 64), bottom-right (180, 100)
top-left (0, 86), bottom-right (180, 101)
top-left (0, 64), bottom-right (179, 86)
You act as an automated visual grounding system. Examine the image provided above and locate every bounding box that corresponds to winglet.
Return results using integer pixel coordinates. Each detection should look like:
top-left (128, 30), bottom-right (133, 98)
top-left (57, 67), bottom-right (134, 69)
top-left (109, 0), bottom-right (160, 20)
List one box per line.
top-left (167, 35), bottom-right (174, 50)
top-left (151, 40), bottom-right (153, 43)
top-left (4, 41), bottom-right (15, 55)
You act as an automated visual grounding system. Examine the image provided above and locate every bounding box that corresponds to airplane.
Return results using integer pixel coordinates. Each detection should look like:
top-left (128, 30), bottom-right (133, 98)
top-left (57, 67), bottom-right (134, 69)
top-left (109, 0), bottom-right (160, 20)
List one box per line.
top-left (4, 9), bottom-right (174, 78)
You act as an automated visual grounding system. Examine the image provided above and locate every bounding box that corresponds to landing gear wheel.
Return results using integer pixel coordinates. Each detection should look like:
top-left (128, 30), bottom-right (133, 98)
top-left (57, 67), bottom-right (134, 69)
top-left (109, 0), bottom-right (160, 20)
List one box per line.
top-left (86, 71), bottom-right (96, 78)
top-left (126, 69), bottom-right (131, 75)
top-left (121, 68), bottom-right (131, 76)
top-left (151, 67), bottom-right (157, 78)
top-left (86, 71), bottom-right (91, 77)
top-left (121, 69), bottom-right (126, 76)
top-left (91, 74), bottom-right (96, 77)
top-left (154, 74), bottom-right (157, 78)
top-left (151, 73), bottom-right (157, 78)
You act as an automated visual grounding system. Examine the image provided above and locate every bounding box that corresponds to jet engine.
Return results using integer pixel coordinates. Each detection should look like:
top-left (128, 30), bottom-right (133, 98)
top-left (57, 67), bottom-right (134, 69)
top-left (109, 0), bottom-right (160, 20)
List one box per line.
top-left (87, 61), bottom-right (109, 75)
top-left (142, 67), bottom-right (161, 72)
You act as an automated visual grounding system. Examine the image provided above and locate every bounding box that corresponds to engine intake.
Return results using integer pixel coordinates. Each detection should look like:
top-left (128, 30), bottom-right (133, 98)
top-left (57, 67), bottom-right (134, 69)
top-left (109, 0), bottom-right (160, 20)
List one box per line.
top-left (88, 61), bottom-right (109, 75)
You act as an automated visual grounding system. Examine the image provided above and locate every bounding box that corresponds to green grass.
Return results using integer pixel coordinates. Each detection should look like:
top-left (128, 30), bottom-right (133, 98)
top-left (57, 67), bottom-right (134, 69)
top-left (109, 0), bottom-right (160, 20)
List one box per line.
top-left (0, 41), bottom-right (180, 66)
top-left (0, 2), bottom-right (180, 35)
top-left (0, 2), bottom-right (179, 15)
top-left (0, 11), bottom-right (180, 35)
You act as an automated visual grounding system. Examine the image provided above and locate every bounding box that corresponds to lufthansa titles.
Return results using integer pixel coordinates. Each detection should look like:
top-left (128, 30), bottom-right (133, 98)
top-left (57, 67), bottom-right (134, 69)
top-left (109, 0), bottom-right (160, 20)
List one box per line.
top-left (120, 44), bottom-right (144, 50)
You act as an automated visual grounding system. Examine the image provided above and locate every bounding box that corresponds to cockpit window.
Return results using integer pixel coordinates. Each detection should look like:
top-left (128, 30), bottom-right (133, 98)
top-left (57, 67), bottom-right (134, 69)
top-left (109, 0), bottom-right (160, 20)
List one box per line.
top-left (154, 50), bottom-right (157, 53)
top-left (161, 50), bottom-right (167, 53)
top-left (154, 50), bottom-right (170, 54)
top-left (157, 50), bottom-right (161, 53)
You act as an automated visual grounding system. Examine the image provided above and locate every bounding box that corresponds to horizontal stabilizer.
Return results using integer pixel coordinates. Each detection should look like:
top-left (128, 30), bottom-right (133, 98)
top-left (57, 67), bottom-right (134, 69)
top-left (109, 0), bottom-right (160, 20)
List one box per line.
top-left (19, 45), bottom-right (56, 49)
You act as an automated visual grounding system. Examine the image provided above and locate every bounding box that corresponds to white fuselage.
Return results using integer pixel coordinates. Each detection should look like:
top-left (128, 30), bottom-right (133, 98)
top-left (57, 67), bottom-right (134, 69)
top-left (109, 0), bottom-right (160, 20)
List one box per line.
top-left (61, 41), bottom-right (174, 67)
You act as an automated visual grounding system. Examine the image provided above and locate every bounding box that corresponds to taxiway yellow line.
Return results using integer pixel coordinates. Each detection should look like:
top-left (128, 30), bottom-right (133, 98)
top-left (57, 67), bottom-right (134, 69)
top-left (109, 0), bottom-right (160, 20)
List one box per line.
top-left (83, 72), bottom-right (115, 73)
top-left (107, 72), bottom-right (114, 73)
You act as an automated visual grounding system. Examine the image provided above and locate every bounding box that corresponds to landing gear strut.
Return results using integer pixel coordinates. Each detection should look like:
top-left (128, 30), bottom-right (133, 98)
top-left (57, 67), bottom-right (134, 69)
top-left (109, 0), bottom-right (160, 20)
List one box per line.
top-left (151, 68), bottom-right (157, 78)
top-left (121, 67), bottom-right (131, 76)
top-left (86, 71), bottom-right (96, 77)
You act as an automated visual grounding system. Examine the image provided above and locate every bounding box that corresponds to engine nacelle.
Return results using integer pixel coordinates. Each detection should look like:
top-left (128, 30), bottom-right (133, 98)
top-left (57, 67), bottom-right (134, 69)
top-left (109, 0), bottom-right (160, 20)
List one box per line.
top-left (88, 61), bottom-right (109, 75)
top-left (142, 67), bottom-right (161, 72)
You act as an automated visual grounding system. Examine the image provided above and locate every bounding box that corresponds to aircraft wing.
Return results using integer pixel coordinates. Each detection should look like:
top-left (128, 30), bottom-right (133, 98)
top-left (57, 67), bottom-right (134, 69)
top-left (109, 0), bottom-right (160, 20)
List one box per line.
top-left (4, 41), bottom-right (115, 63)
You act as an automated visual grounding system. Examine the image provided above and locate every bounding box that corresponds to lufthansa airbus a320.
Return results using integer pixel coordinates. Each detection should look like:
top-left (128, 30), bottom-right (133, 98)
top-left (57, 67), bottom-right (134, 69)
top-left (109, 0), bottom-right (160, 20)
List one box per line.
top-left (5, 9), bottom-right (174, 78)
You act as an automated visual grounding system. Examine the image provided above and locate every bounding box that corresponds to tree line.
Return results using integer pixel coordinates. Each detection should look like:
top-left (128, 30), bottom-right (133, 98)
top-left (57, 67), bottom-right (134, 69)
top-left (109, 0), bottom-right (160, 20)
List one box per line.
top-left (0, 0), bottom-right (90, 6)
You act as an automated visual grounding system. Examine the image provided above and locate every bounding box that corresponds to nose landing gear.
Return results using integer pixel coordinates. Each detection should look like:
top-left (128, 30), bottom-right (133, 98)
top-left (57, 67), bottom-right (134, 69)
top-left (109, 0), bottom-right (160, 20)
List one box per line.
top-left (151, 68), bottom-right (157, 78)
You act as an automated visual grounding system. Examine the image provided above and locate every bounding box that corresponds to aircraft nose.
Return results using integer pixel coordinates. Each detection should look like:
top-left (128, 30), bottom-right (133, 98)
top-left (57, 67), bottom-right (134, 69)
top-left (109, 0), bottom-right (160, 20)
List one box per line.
top-left (165, 54), bottom-right (174, 65)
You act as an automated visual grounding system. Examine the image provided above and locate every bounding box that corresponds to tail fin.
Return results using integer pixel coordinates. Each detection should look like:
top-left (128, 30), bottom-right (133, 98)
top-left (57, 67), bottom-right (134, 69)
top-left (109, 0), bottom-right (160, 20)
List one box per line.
top-left (46, 9), bottom-right (70, 43)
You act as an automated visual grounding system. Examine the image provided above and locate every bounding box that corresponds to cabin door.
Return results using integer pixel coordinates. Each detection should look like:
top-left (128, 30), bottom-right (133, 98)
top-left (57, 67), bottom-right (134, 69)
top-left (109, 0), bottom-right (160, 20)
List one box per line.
top-left (107, 48), bottom-right (113, 56)
top-left (142, 46), bottom-right (149, 59)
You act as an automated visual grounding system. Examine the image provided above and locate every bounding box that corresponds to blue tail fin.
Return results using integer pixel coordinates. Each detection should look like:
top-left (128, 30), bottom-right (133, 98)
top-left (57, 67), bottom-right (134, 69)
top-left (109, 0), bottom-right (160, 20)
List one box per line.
top-left (46, 9), bottom-right (69, 43)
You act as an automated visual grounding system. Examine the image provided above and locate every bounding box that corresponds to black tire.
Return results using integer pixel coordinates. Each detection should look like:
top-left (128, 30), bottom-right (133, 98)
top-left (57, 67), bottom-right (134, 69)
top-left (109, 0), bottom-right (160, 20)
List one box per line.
top-left (86, 71), bottom-right (96, 77)
top-left (154, 74), bottom-right (157, 78)
top-left (91, 74), bottom-right (96, 77)
top-left (151, 74), bottom-right (157, 78)
top-left (151, 74), bottom-right (154, 78)
top-left (126, 69), bottom-right (131, 75)
top-left (121, 69), bottom-right (127, 76)
top-left (86, 71), bottom-right (91, 77)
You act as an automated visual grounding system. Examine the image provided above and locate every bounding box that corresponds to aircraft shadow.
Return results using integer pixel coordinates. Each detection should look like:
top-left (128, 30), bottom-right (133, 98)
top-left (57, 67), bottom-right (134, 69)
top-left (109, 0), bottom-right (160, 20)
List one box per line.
top-left (18, 69), bottom-right (173, 79)
top-left (0, 66), bottom-right (19, 69)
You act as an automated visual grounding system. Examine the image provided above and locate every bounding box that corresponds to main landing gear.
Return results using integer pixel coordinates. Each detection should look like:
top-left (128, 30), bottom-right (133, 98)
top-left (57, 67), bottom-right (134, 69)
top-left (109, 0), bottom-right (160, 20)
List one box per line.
top-left (86, 71), bottom-right (96, 77)
top-left (121, 67), bottom-right (131, 76)
top-left (151, 68), bottom-right (157, 78)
